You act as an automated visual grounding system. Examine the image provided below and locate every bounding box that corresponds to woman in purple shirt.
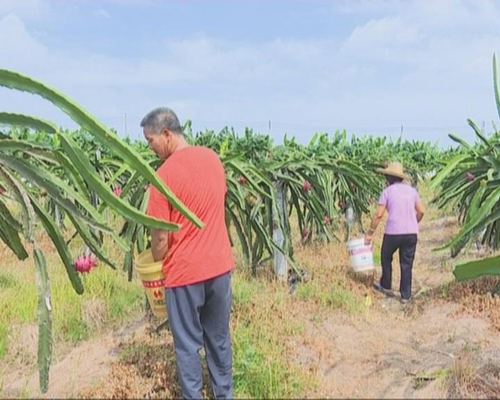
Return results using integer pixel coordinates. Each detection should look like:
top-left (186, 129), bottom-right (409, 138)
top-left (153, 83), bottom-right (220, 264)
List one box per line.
top-left (364, 162), bottom-right (425, 304)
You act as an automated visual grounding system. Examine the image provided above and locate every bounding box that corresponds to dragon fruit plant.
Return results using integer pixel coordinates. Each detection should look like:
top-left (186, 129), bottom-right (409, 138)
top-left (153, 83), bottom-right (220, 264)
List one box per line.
top-left (0, 69), bottom-right (204, 393)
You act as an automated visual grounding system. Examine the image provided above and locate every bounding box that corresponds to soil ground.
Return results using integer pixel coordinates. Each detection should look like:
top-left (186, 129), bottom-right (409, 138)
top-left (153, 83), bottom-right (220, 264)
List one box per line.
top-left (2, 214), bottom-right (500, 399)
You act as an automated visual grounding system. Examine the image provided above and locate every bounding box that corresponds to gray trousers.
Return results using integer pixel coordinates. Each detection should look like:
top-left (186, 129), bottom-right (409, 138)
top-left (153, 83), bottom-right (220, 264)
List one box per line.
top-left (166, 272), bottom-right (233, 399)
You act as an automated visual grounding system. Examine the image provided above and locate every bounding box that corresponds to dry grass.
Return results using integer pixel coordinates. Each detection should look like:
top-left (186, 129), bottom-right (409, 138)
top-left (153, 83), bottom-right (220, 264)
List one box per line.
top-left (80, 329), bottom-right (181, 399)
top-left (443, 277), bottom-right (500, 332)
top-left (81, 298), bottom-right (108, 332)
top-left (448, 346), bottom-right (500, 399)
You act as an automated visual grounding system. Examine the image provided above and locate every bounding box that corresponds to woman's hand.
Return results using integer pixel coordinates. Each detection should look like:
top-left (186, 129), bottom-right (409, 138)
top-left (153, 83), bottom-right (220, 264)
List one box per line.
top-left (364, 232), bottom-right (373, 245)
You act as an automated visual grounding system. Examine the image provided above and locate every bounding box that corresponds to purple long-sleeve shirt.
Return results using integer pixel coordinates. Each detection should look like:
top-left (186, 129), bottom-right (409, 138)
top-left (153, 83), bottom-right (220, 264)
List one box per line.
top-left (378, 182), bottom-right (420, 235)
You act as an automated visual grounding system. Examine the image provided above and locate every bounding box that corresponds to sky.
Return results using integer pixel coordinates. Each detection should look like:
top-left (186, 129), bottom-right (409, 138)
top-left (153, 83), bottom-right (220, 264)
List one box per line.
top-left (1, 0), bottom-right (500, 148)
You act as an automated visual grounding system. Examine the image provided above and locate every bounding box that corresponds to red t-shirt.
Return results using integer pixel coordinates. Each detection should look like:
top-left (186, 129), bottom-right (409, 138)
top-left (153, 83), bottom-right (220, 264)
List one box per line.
top-left (147, 146), bottom-right (235, 287)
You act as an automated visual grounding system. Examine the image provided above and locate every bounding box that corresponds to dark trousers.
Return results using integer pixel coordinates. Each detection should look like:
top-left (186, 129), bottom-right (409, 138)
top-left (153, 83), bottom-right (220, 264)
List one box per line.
top-left (380, 234), bottom-right (418, 300)
top-left (166, 272), bottom-right (233, 399)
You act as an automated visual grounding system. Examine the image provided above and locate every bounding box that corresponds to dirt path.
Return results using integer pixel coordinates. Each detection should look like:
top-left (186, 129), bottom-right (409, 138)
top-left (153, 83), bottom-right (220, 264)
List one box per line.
top-left (3, 216), bottom-right (499, 399)
top-left (292, 216), bottom-right (500, 398)
top-left (2, 317), bottom-right (150, 399)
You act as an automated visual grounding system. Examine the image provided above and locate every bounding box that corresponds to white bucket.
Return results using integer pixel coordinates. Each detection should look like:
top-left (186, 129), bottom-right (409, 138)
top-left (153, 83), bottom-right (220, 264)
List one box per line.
top-left (347, 238), bottom-right (375, 272)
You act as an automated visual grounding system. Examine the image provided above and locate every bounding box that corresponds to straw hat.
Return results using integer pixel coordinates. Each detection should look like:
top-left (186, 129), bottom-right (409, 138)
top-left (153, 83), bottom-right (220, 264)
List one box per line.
top-left (375, 162), bottom-right (410, 181)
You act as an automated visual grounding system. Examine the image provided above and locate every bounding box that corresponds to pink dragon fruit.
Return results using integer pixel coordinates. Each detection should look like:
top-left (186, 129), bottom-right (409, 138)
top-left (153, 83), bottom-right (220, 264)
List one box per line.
top-left (74, 254), bottom-right (98, 273)
top-left (113, 186), bottom-right (122, 196)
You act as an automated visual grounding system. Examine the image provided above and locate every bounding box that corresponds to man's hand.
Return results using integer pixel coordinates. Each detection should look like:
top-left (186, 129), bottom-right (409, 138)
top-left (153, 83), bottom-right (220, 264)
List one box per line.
top-left (151, 229), bottom-right (169, 261)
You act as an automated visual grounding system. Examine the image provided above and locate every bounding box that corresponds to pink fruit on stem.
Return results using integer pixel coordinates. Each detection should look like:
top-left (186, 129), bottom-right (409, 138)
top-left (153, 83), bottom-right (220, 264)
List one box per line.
top-left (113, 186), bottom-right (122, 196)
top-left (466, 172), bottom-right (475, 181)
top-left (324, 215), bottom-right (331, 224)
top-left (301, 228), bottom-right (309, 238)
top-left (238, 175), bottom-right (247, 185)
top-left (74, 254), bottom-right (98, 273)
top-left (302, 180), bottom-right (311, 192)
top-left (338, 200), bottom-right (345, 209)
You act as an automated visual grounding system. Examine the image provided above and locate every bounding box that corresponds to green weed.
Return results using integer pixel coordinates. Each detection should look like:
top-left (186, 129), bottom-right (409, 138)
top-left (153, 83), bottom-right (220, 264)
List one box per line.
top-left (0, 324), bottom-right (7, 359)
top-left (233, 322), bottom-right (304, 398)
top-left (296, 282), bottom-right (314, 300)
top-left (231, 272), bottom-right (311, 398)
top-left (296, 282), bottom-right (363, 314)
top-left (0, 273), bottom-right (16, 289)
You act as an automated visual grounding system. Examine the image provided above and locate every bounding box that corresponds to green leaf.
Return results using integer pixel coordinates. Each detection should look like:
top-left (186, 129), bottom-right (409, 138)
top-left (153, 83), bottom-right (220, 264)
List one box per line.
top-left (226, 205), bottom-right (250, 267)
top-left (52, 150), bottom-right (89, 196)
top-left (0, 138), bottom-right (53, 153)
top-left (29, 194), bottom-right (84, 294)
top-left (0, 204), bottom-right (29, 260)
top-left (429, 153), bottom-right (470, 189)
top-left (435, 186), bottom-right (500, 252)
top-left (57, 132), bottom-right (181, 231)
top-left (0, 69), bottom-right (204, 229)
top-left (65, 211), bottom-right (120, 270)
top-left (467, 118), bottom-right (490, 147)
top-left (453, 255), bottom-right (500, 281)
top-left (493, 54), bottom-right (500, 121)
top-left (448, 134), bottom-right (472, 150)
top-left (0, 153), bottom-right (112, 232)
top-left (0, 112), bottom-right (58, 133)
top-left (33, 247), bottom-right (52, 393)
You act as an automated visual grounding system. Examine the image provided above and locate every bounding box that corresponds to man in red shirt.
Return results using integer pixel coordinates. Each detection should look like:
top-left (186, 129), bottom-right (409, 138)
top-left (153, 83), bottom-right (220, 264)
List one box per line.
top-left (141, 107), bottom-right (235, 399)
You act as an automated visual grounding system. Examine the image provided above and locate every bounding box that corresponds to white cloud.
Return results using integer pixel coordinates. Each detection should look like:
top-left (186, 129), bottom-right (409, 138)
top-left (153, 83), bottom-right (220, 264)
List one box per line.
top-left (343, 15), bottom-right (420, 54)
top-left (0, 0), bottom-right (48, 20)
top-left (0, 13), bottom-right (48, 66)
top-left (92, 8), bottom-right (111, 19)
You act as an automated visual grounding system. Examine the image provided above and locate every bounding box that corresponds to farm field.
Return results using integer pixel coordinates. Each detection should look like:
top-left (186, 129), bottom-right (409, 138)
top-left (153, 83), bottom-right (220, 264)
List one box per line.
top-left (1, 63), bottom-right (500, 399)
top-left (2, 183), bottom-right (499, 399)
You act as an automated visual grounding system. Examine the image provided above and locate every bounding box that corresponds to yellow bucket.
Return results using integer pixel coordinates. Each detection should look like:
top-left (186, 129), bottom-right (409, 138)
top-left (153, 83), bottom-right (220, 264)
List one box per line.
top-left (133, 250), bottom-right (167, 320)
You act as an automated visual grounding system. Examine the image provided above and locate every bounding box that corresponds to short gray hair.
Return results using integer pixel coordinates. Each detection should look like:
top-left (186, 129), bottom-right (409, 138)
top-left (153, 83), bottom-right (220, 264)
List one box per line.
top-left (140, 107), bottom-right (182, 135)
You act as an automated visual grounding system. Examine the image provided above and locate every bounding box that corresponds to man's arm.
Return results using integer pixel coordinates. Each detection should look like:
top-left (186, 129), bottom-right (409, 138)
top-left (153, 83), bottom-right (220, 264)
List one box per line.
top-left (151, 228), bottom-right (169, 262)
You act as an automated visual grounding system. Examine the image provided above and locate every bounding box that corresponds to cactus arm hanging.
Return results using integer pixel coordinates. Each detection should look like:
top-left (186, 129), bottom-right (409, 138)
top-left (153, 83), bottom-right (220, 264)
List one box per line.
top-left (57, 132), bottom-right (181, 231)
top-left (0, 152), bottom-right (112, 232)
top-left (28, 194), bottom-right (84, 294)
top-left (6, 167), bottom-right (53, 394)
top-left (0, 112), bottom-right (58, 133)
top-left (0, 69), bottom-right (204, 229)
top-left (33, 246), bottom-right (52, 394)
top-left (453, 255), bottom-right (500, 281)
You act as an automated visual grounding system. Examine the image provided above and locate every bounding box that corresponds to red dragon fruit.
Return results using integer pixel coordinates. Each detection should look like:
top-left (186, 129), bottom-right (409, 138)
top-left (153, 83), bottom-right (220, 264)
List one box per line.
top-left (74, 254), bottom-right (98, 273)
top-left (113, 186), bottom-right (122, 196)
top-left (302, 180), bottom-right (311, 192)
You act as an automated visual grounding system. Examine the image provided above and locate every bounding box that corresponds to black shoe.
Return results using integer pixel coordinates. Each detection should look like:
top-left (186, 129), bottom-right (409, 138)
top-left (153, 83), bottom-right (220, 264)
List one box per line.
top-left (373, 282), bottom-right (395, 298)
